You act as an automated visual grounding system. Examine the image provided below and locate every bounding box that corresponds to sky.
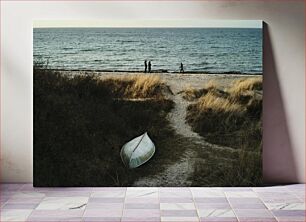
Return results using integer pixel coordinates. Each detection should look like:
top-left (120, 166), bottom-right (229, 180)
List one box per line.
top-left (33, 20), bottom-right (262, 28)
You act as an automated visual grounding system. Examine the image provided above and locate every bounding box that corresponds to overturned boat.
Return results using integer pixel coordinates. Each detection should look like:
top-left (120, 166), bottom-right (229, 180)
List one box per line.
top-left (120, 132), bottom-right (155, 169)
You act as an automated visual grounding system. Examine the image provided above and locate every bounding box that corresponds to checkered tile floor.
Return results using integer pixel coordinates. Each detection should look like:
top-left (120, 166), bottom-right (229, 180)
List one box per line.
top-left (1, 184), bottom-right (304, 221)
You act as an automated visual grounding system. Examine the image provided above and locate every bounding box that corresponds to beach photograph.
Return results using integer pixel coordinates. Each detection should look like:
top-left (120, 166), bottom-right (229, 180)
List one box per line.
top-left (33, 20), bottom-right (263, 187)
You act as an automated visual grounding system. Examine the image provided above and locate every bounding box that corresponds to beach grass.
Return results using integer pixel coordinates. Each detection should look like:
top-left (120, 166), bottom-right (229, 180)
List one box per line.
top-left (185, 77), bottom-right (262, 150)
top-left (99, 74), bottom-right (168, 99)
top-left (185, 77), bottom-right (262, 186)
top-left (182, 80), bottom-right (227, 101)
top-left (229, 77), bottom-right (262, 96)
top-left (34, 67), bottom-right (182, 186)
top-left (191, 146), bottom-right (262, 186)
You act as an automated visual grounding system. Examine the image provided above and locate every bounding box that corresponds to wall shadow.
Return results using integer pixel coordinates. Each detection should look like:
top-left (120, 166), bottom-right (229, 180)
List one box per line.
top-left (263, 22), bottom-right (298, 184)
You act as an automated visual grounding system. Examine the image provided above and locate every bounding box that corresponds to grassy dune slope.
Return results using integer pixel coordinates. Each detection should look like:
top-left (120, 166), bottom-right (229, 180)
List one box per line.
top-left (186, 77), bottom-right (262, 150)
top-left (184, 77), bottom-right (262, 186)
top-left (34, 68), bottom-right (180, 186)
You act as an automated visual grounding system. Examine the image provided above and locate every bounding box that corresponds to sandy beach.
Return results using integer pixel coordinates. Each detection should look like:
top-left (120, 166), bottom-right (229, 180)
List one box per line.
top-left (59, 70), bottom-right (261, 91)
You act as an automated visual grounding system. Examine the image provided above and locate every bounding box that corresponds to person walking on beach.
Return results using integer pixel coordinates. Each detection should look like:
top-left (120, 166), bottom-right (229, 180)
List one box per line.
top-left (144, 60), bottom-right (147, 73)
top-left (180, 63), bottom-right (184, 73)
top-left (148, 61), bottom-right (152, 73)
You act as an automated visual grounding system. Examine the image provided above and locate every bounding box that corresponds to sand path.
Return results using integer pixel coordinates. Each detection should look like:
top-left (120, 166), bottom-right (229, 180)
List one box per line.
top-left (133, 92), bottom-right (199, 186)
top-left (168, 93), bottom-right (202, 139)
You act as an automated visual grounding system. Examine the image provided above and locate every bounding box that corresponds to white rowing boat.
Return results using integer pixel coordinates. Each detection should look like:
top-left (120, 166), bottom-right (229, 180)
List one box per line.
top-left (120, 132), bottom-right (155, 169)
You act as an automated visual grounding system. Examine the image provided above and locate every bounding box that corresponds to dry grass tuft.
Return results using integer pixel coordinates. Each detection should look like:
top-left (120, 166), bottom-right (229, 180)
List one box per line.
top-left (197, 92), bottom-right (244, 114)
top-left (101, 74), bottom-right (166, 99)
top-left (187, 92), bottom-right (247, 136)
top-left (186, 77), bottom-right (262, 149)
top-left (127, 75), bottom-right (164, 98)
top-left (182, 86), bottom-right (206, 101)
top-left (229, 77), bottom-right (262, 96)
top-left (227, 78), bottom-right (262, 105)
top-left (205, 80), bottom-right (219, 90)
top-left (182, 80), bottom-right (223, 101)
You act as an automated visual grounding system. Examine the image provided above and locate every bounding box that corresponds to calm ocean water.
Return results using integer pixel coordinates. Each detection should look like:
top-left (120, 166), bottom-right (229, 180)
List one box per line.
top-left (33, 28), bottom-right (262, 74)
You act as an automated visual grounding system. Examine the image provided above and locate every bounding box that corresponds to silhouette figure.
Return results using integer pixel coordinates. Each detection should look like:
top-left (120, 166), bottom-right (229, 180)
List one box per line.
top-left (180, 63), bottom-right (184, 73)
top-left (144, 60), bottom-right (147, 73)
top-left (148, 61), bottom-right (152, 73)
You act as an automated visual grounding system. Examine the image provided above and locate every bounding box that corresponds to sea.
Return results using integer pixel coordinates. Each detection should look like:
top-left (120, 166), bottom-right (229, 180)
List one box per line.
top-left (33, 28), bottom-right (262, 74)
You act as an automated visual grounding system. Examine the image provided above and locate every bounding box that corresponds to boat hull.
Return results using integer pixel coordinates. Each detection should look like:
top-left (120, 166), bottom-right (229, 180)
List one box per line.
top-left (120, 132), bottom-right (155, 169)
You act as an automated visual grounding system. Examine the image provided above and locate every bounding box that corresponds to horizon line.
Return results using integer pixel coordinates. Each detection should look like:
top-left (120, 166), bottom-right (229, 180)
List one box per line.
top-left (33, 26), bottom-right (262, 29)
top-left (33, 20), bottom-right (263, 28)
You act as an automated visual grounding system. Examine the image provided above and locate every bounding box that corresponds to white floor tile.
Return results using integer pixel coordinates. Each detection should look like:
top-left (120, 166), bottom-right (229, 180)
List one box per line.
top-left (36, 196), bottom-right (88, 210)
top-left (0, 209), bottom-right (32, 221)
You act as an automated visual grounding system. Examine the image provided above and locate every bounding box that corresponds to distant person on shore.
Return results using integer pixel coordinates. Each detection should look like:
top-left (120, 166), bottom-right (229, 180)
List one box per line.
top-left (148, 61), bottom-right (152, 73)
top-left (180, 63), bottom-right (184, 73)
top-left (144, 60), bottom-right (147, 73)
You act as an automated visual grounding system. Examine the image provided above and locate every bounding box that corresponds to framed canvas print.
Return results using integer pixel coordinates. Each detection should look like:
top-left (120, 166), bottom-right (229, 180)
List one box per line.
top-left (33, 20), bottom-right (263, 187)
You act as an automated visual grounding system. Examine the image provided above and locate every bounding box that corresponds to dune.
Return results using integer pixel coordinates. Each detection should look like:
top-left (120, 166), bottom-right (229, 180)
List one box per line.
top-left (35, 68), bottom-right (262, 186)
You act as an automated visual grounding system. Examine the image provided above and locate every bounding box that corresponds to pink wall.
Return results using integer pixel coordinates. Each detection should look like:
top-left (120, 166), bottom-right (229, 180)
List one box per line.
top-left (1, 1), bottom-right (305, 183)
top-left (263, 22), bottom-right (303, 184)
